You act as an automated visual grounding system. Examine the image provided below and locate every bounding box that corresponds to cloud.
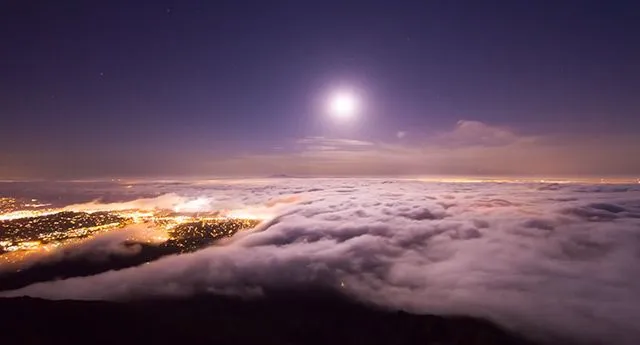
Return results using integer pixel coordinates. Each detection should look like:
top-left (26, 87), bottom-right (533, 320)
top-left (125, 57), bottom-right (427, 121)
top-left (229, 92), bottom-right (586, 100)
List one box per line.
top-left (61, 193), bottom-right (189, 212)
top-left (295, 136), bottom-right (375, 152)
top-left (3, 179), bottom-right (640, 344)
top-left (215, 121), bottom-right (640, 177)
top-left (433, 120), bottom-right (533, 147)
top-left (396, 131), bottom-right (407, 139)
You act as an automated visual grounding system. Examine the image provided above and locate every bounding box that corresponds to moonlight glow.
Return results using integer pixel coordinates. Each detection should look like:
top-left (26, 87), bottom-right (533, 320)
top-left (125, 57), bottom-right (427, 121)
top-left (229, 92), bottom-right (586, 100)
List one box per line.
top-left (328, 91), bottom-right (359, 120)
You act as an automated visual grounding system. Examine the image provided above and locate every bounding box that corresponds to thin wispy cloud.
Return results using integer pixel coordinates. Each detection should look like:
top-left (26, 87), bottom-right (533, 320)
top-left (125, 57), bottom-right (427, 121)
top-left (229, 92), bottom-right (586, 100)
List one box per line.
top-left (219, 120), bottom-right (640, 177)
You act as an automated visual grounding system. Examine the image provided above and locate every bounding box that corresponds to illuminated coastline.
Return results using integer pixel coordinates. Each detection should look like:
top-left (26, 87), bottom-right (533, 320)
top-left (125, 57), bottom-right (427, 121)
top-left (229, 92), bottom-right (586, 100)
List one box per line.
top-left (0, 197), bottom-right (265, 266)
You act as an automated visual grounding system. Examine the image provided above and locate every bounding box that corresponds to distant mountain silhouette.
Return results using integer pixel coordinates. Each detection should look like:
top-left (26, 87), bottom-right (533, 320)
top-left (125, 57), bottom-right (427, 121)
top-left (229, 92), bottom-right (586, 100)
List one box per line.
top-left (267, 174), bottom-right (297, 178)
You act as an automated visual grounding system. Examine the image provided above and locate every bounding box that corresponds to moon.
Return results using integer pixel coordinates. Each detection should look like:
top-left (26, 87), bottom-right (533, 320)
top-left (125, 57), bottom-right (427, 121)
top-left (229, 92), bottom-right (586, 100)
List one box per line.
top-left (328, 91), bottom-right (359, 120)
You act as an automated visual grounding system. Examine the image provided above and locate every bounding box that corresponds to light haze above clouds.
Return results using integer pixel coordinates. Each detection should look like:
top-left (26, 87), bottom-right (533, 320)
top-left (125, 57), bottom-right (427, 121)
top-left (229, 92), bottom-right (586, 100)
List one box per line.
top-left (2, 120), bottom-right (640, 178)
top-left (215, 120), bottom-right (640, 177)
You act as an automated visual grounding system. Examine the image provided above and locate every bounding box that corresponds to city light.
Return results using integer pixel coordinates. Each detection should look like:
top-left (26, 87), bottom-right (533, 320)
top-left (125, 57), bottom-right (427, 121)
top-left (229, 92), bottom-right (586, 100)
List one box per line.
top-left (0, 197), bottom-right (268, 265)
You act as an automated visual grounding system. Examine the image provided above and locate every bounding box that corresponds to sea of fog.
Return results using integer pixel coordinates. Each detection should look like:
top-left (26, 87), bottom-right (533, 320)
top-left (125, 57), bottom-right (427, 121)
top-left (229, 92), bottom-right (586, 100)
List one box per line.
top-left (1, 178), bottom-right (640, 344)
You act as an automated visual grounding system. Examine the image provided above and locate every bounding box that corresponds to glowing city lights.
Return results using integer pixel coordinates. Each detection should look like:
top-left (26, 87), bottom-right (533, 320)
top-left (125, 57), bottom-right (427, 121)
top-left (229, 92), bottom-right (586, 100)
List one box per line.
top-left (0, 196), bottom-right (270, 265)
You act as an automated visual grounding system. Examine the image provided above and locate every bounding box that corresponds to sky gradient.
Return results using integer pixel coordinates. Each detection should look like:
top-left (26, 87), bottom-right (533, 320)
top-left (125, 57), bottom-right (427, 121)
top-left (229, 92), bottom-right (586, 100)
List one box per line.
top-left (2, 0), bottom-right (639, 178)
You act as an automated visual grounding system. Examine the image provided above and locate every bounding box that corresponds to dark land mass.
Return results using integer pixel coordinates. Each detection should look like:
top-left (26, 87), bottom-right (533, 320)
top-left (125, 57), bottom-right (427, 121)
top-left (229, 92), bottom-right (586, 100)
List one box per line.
top-left (268, 174), bottom-right (298, 178)
top-left (0, 289), bottom-right (553, 345)
top-left (0, 243), bottom-right (173, 291)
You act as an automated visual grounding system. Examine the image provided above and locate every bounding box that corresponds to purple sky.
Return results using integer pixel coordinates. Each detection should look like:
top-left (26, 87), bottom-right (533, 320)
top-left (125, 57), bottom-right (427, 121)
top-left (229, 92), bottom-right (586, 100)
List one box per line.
top-left (2, 1), bottom-right (639, 178)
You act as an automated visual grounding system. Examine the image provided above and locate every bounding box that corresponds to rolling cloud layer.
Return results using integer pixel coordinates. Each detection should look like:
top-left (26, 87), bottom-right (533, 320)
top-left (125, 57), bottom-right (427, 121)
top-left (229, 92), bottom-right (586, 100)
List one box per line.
top-left (2, 179), bottom-right (640, 344)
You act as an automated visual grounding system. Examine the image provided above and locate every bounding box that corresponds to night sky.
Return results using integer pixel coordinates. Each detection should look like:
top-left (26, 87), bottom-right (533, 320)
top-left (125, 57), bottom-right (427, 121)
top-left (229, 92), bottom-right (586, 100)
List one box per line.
top-left (2, 1), bottom-right (639, 178)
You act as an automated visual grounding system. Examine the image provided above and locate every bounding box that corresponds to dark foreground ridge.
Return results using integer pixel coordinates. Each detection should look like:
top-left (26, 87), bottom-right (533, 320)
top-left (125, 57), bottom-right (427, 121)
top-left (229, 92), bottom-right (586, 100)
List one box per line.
top-left (0, 289), bottom-right (550, 345)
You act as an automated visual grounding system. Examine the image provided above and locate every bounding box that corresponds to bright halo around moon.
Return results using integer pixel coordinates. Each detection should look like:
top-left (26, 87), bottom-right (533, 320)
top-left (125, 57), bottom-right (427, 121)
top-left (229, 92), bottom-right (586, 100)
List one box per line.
top-left (328, 90), bottom-right (359, 120)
